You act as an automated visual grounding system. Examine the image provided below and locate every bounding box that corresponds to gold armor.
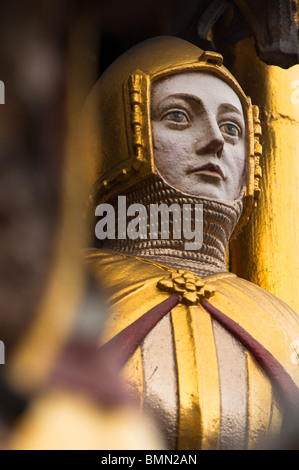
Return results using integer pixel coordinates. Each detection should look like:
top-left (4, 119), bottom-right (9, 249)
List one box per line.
top-left (84, 36), bottom-right (299, 449)
top-left (87, 248), bottom-right (299, 449)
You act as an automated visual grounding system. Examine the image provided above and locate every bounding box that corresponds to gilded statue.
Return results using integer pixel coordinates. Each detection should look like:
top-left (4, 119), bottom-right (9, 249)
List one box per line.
top-left (83, 37), bottom-right (299, 450)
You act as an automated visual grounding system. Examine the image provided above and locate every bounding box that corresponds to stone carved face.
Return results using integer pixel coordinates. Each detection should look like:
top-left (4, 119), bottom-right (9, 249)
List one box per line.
top-left (151, 72), bottom-right (246, 201)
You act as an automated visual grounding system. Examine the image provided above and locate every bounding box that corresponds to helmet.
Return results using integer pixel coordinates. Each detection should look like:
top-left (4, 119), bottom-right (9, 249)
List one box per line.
top-left (82, 36), bottom-right (262, 235)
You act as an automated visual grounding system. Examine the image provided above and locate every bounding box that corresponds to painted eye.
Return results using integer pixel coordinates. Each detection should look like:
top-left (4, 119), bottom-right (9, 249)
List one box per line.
top-left (172, 111), bottom-right (184, 121)
top-left (164, 110), bottom-right (189, 123)
top-left (220, 123), bottom-right (240, 137)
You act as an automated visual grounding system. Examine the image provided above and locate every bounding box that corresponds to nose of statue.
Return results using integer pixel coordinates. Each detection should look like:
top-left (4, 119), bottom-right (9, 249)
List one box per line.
top-left (194, 129), bottom-right (224, 158)
top-left (194, 113), bottom-right (224, 158)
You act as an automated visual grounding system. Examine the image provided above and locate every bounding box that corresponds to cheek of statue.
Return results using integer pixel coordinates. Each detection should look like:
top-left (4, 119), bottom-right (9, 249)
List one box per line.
top-left (152, 132), bottom-right (191, 187)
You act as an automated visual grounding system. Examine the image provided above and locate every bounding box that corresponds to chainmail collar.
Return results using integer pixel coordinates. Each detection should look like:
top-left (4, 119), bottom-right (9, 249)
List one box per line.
top-left (100, 174), bottom-right (243, 278)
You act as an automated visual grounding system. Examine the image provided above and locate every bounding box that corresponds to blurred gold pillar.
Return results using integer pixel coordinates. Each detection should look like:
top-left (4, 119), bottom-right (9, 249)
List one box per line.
top-left (5, 19), bottom-right (99, 394)
top-left (229, 38), bottom-right (299, 314)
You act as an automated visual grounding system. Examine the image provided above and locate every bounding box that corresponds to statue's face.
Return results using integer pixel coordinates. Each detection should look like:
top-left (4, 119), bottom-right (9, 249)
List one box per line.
top-left (151, 72), bottom-right (246, 201)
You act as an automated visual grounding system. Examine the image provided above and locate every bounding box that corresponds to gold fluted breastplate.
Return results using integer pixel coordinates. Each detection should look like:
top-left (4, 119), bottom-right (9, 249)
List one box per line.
top-left (87, 249), bottom-right (299, 450)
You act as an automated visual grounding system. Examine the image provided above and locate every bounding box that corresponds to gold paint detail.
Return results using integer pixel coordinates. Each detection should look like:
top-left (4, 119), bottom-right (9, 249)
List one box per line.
top-left (99, 166), bottom-right (133, 195)
top-left (157, 270), bottom-right (216, 305)
top-left (95, 74), bottom-right (147, 197)
top-left (198, 51), bottom-right (223, 67)
top-left (93, 73), bottom-right (149, 200)
top-left (252, 105), bottom-right (262, 203)
top-left (191, 305), bottom-right (220, 449)
top-left (171, 304), bottom-right (201, 450)
top-left (128, 74), bottom-right (146, 168)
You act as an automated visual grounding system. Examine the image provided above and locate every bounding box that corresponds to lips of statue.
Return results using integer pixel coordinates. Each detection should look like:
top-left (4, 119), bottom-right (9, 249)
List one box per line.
top-left (150, 72), bottom-right (246, 202)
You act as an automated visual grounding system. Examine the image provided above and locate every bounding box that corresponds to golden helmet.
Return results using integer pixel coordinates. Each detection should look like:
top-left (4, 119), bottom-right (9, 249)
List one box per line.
top-left (82, 36), bottom-right (262, 234)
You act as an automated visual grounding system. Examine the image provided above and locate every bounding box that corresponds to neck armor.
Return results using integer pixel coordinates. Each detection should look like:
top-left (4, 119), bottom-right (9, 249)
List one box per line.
top-left (101, 174), bottom-right (243, 277)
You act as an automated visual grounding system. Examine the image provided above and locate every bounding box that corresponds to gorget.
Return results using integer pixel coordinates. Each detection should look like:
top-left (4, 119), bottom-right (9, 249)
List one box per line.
top-left (101, 174), bottom-right (243, 278)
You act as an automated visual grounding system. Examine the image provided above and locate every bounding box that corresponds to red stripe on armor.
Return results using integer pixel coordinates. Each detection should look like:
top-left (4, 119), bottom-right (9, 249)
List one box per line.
top-left (100, 294), bottom-right (180, 369)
